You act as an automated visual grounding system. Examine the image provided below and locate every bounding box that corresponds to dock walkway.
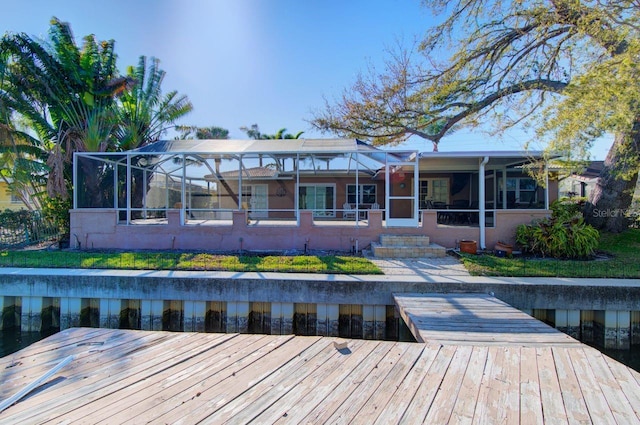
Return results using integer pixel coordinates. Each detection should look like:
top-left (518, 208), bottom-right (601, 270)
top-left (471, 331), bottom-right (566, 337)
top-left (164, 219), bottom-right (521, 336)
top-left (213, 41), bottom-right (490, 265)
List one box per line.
top-left (394, 292), bottom-right (581, 346)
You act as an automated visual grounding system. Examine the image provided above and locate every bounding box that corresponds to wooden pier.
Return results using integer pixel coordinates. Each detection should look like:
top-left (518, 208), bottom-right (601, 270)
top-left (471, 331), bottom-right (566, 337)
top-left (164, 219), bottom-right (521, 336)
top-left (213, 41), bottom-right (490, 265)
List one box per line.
top-left (1, 327), bottom-right (640, 423)
top-left (394, 292), bottom-right (581, 346)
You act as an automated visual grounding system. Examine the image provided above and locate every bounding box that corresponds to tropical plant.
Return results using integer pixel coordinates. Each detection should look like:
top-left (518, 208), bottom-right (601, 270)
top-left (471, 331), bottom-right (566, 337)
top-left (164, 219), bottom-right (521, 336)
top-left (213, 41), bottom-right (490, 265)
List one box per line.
top-left (115, 56), bottom-right (193, 151)
top-left (0, 18), bottom-right (126, 211)
top-left (1, 20), bottom-right (193, 226)
top-left (0, 104), bottom-right (46, 210)
top-left (516, 201), bottom-right (599, 259)
top-left (113, 56), bottom-right (193, 217)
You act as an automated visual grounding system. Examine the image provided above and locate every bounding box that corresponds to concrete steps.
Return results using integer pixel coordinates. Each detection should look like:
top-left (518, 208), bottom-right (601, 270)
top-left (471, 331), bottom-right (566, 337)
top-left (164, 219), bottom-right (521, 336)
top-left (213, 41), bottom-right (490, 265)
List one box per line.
top-left (371, 234), bottom-right (446, 258)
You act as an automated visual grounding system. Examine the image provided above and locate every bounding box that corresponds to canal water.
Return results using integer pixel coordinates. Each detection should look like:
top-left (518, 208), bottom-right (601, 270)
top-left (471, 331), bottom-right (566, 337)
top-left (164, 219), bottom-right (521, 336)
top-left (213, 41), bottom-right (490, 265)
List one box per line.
top-left (2, 327), bottom-right (639, 373)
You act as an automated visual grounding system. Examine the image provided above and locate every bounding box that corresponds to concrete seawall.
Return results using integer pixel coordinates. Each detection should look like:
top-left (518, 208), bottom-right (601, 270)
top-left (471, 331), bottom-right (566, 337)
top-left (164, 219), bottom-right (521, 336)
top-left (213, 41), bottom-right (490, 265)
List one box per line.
top-left (1, 268), bottom-right (640, 348)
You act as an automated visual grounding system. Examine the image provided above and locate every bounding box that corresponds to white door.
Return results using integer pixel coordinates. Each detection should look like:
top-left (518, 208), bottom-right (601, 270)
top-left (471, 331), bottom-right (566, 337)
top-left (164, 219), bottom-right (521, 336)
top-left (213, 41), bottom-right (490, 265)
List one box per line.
top-left (385, 162), bottom-right (419, 227)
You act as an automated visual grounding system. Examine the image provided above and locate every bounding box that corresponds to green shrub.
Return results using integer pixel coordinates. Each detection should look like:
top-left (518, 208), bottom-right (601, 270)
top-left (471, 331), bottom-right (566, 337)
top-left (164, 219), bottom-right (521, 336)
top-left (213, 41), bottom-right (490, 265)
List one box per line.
top-left (41, 196), bottom-right (71, 237)
top-left (516, 200), bottom-right (599, 259)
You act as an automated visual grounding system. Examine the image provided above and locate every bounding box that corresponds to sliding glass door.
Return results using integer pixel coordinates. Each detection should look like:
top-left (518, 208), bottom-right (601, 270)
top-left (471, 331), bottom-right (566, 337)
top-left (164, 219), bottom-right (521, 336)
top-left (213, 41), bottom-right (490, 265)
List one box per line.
top-left (298, 184), bottom-right (335, 217)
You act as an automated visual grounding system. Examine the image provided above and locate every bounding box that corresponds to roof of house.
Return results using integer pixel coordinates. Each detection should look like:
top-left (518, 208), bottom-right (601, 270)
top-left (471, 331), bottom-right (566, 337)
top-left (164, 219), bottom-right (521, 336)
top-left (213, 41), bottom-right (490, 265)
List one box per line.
top-left (579, 160), bottom-right (604, 179)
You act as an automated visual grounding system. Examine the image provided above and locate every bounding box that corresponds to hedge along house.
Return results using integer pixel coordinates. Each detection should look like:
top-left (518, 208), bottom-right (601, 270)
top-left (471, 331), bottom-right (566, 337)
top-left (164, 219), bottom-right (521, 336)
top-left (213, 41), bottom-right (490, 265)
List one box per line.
top-left (70, 139), bottom-right (558, 253)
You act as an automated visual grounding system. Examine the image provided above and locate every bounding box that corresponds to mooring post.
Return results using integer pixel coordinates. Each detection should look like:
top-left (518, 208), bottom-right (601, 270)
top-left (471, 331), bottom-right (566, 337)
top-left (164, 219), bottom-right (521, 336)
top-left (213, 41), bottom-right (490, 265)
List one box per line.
top-left (595, 310), bottom-right (631, 350)
top-left (554, 309), bottom-right (581, 340)
top-left (226, 302), bottom-right (250, 333)
top-left (99, 298), bottom-right (121, 329)
top-left (20, 296), bottom-right (42, 332)
top-left (270, 302), bottom-right (294, 335)
top-left (316, 303), bottom-right (339, 337)
top-left (184, 301), bottom-right (206, 332)
top-left (141, 300), bottom-right (164, 331)
top-left (60, 297), bottom-right (82, 330)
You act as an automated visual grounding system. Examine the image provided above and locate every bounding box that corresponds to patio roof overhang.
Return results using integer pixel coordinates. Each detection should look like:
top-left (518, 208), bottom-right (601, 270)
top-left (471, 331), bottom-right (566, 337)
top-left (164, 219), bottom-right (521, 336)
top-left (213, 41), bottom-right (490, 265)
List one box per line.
top-left (417, 150), bottom-right (555, 171)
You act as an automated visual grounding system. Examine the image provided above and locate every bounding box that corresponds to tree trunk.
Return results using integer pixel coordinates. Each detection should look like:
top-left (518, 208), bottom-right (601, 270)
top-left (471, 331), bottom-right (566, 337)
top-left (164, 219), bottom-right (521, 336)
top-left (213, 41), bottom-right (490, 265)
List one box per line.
top-left (584, 123), bottom-right (640, 232)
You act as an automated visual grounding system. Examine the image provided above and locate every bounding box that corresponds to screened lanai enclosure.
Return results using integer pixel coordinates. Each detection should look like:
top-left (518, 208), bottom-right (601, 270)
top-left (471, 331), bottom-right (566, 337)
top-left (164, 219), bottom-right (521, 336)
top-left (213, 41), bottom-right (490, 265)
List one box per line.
top-left (71, 139), bottom-right (556, 252)
top-left (73, 139), bottom-right (419, 226)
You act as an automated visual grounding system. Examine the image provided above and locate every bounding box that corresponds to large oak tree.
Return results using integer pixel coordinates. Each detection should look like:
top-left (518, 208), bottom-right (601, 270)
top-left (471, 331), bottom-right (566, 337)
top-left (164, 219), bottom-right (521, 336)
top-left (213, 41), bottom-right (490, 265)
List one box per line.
top-left (312, 0), bottom-right (640, 232)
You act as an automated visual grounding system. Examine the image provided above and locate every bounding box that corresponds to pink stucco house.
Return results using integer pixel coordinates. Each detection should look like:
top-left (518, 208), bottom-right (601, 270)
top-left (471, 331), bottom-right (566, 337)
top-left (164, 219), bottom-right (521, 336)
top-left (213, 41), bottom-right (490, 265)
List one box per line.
top-left (70, 139), bottom-right (557, 254)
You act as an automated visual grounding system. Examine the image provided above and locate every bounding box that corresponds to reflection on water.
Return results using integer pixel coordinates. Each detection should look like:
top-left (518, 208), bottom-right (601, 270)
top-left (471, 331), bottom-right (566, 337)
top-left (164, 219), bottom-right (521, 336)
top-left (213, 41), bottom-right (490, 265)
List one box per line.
top-left (1, 327), bottom-right (639, 373)
top-left (591, 343), bottom-right (640, 372)
top-left (0, 328), bottom-right (57, 358)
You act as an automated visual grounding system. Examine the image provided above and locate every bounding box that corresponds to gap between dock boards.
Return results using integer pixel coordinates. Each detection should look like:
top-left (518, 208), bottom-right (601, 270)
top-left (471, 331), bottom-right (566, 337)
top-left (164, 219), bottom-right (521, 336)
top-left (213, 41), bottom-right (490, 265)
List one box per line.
top-left (393, 292), bottom-right (581, 347)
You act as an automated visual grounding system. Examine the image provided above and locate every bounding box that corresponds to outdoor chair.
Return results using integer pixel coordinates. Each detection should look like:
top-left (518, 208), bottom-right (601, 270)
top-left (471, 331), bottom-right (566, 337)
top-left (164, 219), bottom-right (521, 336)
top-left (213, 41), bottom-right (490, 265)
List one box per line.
top-left (343, 203), bottom-right (356, 219)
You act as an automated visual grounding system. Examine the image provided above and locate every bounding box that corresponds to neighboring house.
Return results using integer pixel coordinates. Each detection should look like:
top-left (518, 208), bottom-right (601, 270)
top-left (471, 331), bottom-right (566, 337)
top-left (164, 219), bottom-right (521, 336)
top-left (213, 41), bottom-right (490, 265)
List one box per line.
top-left (0, 180), bottom-right (32, 211)
top-left (70, 139), bottom-right (558, 252)
top-left (559, 161), bottom-right (604, 199)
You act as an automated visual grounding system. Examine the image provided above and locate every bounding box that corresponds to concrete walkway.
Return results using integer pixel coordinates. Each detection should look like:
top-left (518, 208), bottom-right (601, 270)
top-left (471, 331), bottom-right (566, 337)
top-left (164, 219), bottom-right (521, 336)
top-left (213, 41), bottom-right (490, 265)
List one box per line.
top-left (367, 255), bottom-right (471, 277)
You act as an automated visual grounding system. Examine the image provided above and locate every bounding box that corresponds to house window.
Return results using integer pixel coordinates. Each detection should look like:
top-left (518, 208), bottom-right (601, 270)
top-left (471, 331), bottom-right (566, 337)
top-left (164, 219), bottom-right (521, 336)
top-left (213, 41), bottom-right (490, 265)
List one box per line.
top-left (499, 177), bottom-right (537, 206)
top-left (346, 184), bottom-right (376, 205)
top-left (10, 193), bottom-right (20, 204)
top-left (419, 179), bottom-right (448, 208)
top-left (299, 184), bottom-right (335, 217)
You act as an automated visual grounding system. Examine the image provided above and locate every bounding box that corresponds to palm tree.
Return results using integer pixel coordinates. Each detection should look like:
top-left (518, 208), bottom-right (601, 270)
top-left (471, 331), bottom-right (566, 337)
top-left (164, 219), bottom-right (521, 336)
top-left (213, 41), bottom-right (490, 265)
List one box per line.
top-left (0, 105), bottom-right (46, 210)
top-left (115, 56), bottom-right (193, 151)
top-left (0, 18), bottom-right (124, 209)
top-left (114, 56), bottom-right (193, 215)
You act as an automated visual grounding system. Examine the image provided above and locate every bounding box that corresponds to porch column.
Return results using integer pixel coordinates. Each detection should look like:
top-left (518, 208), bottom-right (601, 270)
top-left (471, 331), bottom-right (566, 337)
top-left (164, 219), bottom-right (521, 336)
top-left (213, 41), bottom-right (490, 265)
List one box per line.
top-left (180, 154), bottom-right (186, 225)
top-left (295, 153), bottom-right (300, 225)
top-left (502, 168), bottom-right (507, 209)
top-left (544, 162), bottom-right (549, 209)
top-left (479, 156), bottom-right (489, 249)
top-left (126, 153), bottom-right (132, 224)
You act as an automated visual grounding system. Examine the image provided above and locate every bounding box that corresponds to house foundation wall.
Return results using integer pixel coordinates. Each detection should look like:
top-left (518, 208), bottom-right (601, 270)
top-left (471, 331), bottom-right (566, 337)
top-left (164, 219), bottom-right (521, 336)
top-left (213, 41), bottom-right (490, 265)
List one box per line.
top-left (70, 209), bottom-right (551, 251)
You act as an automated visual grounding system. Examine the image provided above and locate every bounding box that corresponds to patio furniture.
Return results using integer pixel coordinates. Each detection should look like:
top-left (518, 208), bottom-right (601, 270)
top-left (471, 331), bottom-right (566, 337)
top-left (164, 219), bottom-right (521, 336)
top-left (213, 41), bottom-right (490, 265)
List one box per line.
top-left (343, 203), bottom-right (356, 220)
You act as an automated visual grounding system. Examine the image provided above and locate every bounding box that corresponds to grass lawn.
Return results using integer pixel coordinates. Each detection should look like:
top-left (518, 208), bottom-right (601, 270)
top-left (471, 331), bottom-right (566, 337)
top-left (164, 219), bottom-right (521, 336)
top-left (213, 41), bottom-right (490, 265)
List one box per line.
top-left (461, 228), bottom-right (640, 278)
top-left (0, 250), bottom-right (382, 274)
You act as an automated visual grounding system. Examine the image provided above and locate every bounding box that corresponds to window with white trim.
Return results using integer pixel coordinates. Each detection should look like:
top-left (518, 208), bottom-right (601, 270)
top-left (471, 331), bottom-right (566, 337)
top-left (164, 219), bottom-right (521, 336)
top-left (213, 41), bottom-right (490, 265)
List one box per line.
top-left (346, 184), bottom-right (376, 205)
top-left (499, 177), bottom-right (537, 206)
top-left (419, 178), bottom-right (449, 208)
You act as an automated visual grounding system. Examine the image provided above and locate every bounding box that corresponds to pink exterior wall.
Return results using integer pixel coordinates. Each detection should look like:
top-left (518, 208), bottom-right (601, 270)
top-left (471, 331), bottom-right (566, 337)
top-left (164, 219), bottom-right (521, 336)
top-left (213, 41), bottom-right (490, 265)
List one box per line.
top-left (421, 210), bottom-right (551, 249)
top-left (70, 208), bottom-right (551, 252)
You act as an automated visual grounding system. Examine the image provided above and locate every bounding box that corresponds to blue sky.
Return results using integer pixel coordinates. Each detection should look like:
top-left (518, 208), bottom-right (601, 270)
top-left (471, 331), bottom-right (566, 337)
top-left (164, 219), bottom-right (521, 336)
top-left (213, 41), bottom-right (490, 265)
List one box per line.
top-left (1, 0), bottom-right (611, 158)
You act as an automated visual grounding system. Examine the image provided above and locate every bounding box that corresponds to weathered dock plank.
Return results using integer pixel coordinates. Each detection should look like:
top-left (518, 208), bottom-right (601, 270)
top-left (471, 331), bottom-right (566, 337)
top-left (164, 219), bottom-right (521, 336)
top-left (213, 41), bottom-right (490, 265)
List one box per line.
top-left (1, 328), bottom-right (640, 424)
top-left (519, 346), bottom-right (544, 425)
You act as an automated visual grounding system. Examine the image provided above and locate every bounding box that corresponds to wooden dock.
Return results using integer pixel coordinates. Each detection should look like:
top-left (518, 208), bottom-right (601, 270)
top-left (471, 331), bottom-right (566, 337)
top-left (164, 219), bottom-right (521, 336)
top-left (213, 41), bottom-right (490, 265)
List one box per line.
top-left (1, 327), bottom-right (639, 423)
top-left (394, 292), bottom-right (581, 346)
